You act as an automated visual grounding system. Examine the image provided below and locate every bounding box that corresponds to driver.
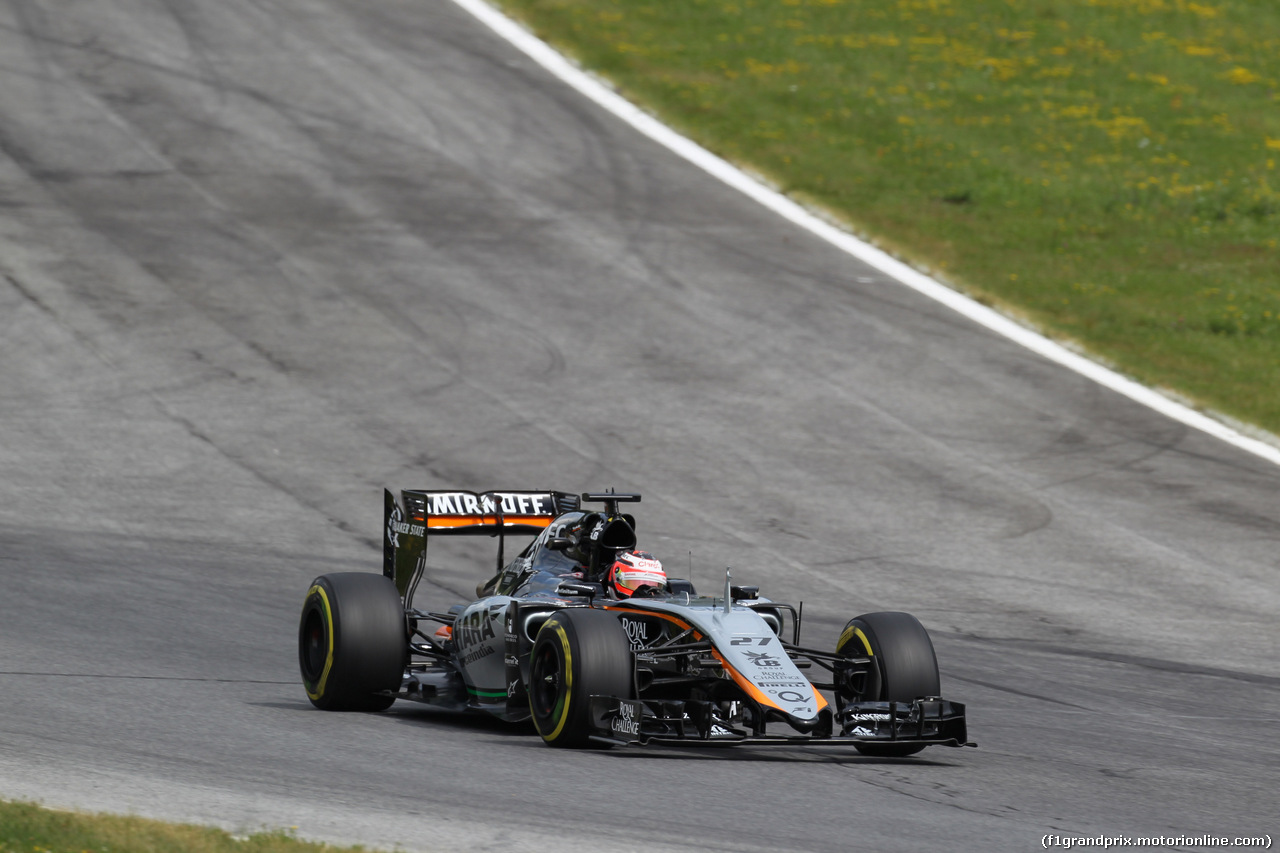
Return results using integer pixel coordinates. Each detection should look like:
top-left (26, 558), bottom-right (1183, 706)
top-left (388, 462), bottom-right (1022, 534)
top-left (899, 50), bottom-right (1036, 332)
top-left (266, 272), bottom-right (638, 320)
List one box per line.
top-left (606, 550), bottom-right (667, 599)
top-left (476, 510), bottom-right (667, 599)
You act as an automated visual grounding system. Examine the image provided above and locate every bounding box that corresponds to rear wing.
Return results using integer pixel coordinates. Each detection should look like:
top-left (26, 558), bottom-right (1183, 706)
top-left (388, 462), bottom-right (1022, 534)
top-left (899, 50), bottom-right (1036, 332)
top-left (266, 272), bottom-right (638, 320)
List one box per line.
top-left (383, 489), bottom-right (580, 601)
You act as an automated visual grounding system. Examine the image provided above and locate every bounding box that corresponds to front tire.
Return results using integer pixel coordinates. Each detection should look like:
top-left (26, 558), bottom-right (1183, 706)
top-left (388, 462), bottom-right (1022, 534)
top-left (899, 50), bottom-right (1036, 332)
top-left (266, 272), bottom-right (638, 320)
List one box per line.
top-left (299, 573), bottom-right (406, 711)
top-left (837, 611), bottom-right (940, 757)
top-left (529, 608), bottom-right (633, 748)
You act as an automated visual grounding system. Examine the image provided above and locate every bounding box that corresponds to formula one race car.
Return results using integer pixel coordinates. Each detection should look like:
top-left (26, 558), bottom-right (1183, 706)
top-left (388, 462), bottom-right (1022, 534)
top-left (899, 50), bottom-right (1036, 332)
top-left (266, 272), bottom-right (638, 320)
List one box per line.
top-left (297, 489), bottom-right (972, 753)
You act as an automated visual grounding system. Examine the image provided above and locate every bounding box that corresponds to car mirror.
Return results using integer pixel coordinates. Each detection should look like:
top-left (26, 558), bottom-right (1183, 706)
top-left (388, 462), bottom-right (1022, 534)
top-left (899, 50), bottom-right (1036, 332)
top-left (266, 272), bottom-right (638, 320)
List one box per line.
top-left (667, 578), bottom-right (697, 596)
top-left (547, 537), bottom-right (572, 552)
top-left (556, 581), bottom-right (599, 599)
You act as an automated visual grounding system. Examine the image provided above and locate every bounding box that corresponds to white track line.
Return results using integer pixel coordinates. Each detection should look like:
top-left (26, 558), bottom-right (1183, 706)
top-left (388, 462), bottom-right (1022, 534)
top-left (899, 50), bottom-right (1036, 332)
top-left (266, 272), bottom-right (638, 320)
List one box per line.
top-left (450, 0), bottom-right (1280, 468)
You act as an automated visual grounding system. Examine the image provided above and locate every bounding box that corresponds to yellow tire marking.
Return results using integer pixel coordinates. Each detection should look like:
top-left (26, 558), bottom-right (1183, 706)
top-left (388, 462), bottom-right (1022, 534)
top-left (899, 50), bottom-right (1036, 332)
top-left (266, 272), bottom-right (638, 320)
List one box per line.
top-left (544, 622), bottom-right (573, 742)
top-left (839, 625), bottom-right (874, 657)
top-left (304, 585), bottom-right (336, 701)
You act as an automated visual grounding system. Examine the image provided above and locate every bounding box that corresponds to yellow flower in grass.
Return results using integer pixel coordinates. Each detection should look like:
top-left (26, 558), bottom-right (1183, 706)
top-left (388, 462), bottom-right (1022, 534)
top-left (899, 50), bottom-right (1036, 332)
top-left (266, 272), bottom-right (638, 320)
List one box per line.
top-left (1226, 67), bottom-right (1261, 85)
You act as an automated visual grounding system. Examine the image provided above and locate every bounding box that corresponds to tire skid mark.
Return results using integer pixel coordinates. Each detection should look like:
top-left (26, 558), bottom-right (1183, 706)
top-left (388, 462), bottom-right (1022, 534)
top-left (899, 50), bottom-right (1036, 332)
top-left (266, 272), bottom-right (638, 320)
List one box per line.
top-left (0, 671), bottom-right (293, 684)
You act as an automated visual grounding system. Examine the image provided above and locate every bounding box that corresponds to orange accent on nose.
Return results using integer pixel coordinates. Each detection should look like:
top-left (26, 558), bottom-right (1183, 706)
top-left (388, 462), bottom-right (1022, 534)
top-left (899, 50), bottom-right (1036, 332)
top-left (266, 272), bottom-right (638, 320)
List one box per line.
top-left (713, 651), bottom-right (786, 711)
top-left (712, 652), bottom-right (829, 715)
top-left (435, 625), bottom-right (453, 640)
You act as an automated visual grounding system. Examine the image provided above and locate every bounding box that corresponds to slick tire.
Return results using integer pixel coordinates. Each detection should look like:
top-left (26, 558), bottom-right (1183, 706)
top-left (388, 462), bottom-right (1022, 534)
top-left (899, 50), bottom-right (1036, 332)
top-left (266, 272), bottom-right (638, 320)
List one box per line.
top-left (529, 608), bottom-right (633, 748)
top-left (837, 611), bottom-right (940, 757)
top-left (299, 572), bottom-right (406, 712)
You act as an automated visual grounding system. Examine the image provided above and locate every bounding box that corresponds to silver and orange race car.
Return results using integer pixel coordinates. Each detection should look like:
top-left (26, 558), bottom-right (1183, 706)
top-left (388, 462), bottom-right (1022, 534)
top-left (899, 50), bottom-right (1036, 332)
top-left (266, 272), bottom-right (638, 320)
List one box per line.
top-left (297, 489), bottom-right (972, 753)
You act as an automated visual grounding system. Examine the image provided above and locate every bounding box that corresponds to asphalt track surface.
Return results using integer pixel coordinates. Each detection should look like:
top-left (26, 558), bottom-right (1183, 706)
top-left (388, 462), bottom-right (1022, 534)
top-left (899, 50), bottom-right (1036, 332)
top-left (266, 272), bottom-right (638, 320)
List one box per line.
top-left (0, 2), bottom-right (1276, 851)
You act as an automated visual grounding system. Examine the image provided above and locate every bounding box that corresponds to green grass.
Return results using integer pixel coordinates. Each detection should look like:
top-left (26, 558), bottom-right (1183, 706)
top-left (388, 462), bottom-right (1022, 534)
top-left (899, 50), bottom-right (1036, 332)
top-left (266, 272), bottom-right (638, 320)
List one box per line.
top-left (0, 801), bottom-right (369, 853)
top-left (493, 0), bottom-right (1280, 435)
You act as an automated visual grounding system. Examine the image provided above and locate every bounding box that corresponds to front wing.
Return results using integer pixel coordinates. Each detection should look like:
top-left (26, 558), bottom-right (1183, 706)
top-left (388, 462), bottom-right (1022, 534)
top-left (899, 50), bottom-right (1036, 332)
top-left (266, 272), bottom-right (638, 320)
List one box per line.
top-left (587, 695), bottom-right (973, 749)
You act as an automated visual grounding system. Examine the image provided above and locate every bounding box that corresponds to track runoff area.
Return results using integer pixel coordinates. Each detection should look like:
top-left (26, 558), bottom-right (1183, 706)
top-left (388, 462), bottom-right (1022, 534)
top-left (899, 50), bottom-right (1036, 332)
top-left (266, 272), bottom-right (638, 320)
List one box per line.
top-left (449, 0), bottom-right (1280, 471)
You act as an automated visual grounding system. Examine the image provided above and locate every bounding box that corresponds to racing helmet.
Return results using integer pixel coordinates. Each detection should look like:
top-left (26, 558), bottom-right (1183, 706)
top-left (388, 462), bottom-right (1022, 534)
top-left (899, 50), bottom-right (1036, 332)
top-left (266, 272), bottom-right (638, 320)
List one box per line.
top-left (607, 550), bottom-right (666, 598)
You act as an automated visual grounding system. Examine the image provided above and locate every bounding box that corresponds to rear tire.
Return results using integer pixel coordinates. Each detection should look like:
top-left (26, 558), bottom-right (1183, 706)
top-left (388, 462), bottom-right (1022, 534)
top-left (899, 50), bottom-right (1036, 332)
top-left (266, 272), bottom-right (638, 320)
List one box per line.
top-left (299, 573), bottom-right (406, 711)
top-left (837, 611), bottom-right (940, 757)
top-left (529, 608), bottom-right (633, 747)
